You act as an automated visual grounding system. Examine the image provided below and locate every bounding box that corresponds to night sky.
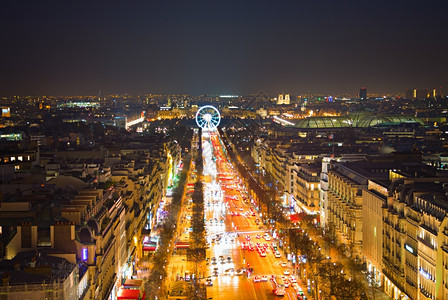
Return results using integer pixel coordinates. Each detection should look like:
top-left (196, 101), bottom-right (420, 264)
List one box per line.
top-left (1, 1), bottom-right (448, 96)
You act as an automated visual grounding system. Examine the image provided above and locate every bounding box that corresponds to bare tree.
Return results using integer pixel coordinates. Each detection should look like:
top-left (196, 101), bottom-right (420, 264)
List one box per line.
top-left (337, 276), bottom-right (367, 300)
top-left (318, 260), bottom-right (368, 300)
top-left (307, 244), bottom-right (325, 300)
top-left (319, 261), bottom-right (345, 299)
top-left (187, 280), bottom-right (207, 300)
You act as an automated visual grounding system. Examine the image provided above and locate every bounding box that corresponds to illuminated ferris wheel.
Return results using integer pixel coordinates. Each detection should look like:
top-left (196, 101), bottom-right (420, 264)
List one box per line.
top-left (195, 105), bottom-right (221, 130)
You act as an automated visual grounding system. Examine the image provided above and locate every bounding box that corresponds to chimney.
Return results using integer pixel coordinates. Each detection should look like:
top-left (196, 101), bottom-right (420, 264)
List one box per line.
top-left (30, 256), bottom-right (36, 268)
top-left (2, 273), bottom-right (10, 286)
top-left (13, 262), bottom-right (20, 271)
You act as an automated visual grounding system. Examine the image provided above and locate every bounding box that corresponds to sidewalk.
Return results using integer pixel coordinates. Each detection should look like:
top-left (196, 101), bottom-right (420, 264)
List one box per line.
top-left (167, 252), bottom-right (189, 282)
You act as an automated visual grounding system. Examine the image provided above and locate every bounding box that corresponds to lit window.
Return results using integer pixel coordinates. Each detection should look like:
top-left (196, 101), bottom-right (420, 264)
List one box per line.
top-left (18, 156), bottom-right (23, 161)
top-left (82, 248), bottom-right (88, 261)
top-left (10, 156), bottom-right (15, 161)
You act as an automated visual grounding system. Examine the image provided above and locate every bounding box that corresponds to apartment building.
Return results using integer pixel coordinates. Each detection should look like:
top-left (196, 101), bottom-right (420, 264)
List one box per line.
top-left (363, 179), bottom-right (387, 286)
top-left (383, 177), bottom-right (448, 300)
top-left (292, 163), bottom-right (321, 215)
top-left (327, 162), bottom-right (365, 259)
top-left (252, 138), bottom-right (322, 212)
top-left (0, 138), bottom-right (179, 299)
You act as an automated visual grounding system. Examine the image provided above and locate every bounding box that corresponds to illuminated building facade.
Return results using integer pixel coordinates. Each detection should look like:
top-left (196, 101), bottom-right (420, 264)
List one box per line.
top-left (362, 179), bottom-right (387, 286)
top-left (292, 163), bottom-right (320, 215)
top-left (382, 179), bottom-right (408, 299)
top-left (277, 94), bottom-right (290, 105)
top-left (327, 164), bottom-right (364, 259)
top-left (383, 177), bottom-right (448, 300)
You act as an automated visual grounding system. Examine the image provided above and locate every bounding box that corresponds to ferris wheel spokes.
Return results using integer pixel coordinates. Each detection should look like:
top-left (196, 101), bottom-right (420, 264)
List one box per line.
top-left (195, 105), bottom-right (221, 131)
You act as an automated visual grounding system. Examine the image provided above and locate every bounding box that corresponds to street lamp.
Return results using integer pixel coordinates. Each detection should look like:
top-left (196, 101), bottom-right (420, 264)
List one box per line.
top-left (243, 248), bottom-right (246, 264)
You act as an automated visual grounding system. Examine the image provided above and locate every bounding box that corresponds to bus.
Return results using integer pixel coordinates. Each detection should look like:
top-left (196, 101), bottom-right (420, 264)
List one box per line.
top-left (273, 275), bottom-right (286, 296)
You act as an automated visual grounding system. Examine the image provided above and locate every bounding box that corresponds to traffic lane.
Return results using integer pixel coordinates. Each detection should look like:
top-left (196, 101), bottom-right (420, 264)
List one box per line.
top-left (254, 253), bottom-right (299, 300)
top-left (207, 273), bottom-right (258, 299)
top-left (210, 132), bottom-right (296, 299)
top-left (246, 250), bottom-right (290, 300)
top-left (206, 220), bottom-right (261, 297)
top-left (237, 228), bottom-right (300, 299)
top-left (231, 213), bottom-right (253, 232)
top-left (207, 219), bottom-right (298, 298)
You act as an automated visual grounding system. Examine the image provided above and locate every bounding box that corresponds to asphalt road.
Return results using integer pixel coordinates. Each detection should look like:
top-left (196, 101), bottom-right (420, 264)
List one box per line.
top-left (203, 131), bottom-right (305, 300)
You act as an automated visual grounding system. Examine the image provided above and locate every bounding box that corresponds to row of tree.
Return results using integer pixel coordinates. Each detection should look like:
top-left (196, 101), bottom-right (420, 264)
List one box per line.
top-left (187, 129), bottom-right (207, 300)
top-left (289, 228), bottom-right (369, 299)
top-left (219, 128), bottom-right (288, 225)
top-left (144, 153), bottom-right (192, 299)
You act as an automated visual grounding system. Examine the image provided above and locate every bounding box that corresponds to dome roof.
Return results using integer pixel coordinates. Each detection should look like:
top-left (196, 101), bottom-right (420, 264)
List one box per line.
top-left (78, 227), bottom-right (93, 244)
top-left (87, 219), bottom-right (99, 235)
top-left (293, 114), bottom-right (424, 129)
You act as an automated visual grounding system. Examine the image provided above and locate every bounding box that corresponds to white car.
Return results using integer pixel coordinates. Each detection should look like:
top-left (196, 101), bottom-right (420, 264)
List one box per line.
top-left (281, 262), bottom-right (288, 267)
top-left (275, 252), bottom-right (281, 258)
top-left (289, 275), bottom-right (297, 283)
top-left (224, 268), bottom-right (234, 276)
top-left (284, 269), bottom-right (290, 275)
top-left (261, 275), bottom-right (269, 282)
top-left (264, 235), bottom-right (271, 241)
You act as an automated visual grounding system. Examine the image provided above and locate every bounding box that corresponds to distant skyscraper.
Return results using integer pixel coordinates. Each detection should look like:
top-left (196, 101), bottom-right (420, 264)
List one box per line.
top-left (359, 87), bottom-right (367, 100)
top-left (431, 89), bottom-right (437, 98)
top-left (405, 88), bottom-right (430, 99)
top-left (414, 89), bottom-right (428, 99)
top-left (277, 93), bottom-right (290, 105)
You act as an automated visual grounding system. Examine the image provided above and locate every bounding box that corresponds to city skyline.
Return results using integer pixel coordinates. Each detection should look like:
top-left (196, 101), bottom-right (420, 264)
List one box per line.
top-left (1, 0), bottom-right (448, 96)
